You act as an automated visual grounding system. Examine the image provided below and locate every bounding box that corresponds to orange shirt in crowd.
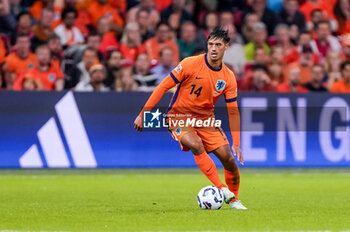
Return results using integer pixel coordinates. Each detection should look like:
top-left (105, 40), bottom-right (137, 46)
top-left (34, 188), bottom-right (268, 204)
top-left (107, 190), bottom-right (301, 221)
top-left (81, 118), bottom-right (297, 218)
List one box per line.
top-left (0, 38), bottom-right (6, 64)
top-left (284, 62), bottom-right (312, 84)
top-left (120, 43), bottom-right (146, 62)
top-left (285, 48), bottom-right (320, 64)
top-left (76, 0), bottom-right (93, 10)
top-left (99, 32), bottom-right (119, 55)
top-left (5, 52), bottom-right (38, 76)
top-left (29, 65), bottom-right (64, 90)
top-left (76, 0), bottom-right (126, 11)
top-left (87, 0), bottom-right (124, 27)
top-left (51, 58), bottom-right (61, 71)
top-left (299, 0), bottom-right (336, 22)
top-left (29, 1), bottom-right (62, 21)
top-left (330, 79), bottom-right (350, 93)
top-left (14, 65), bottom-right (64, 90)
top-left (31, 25), bottom-right (53, 41)
top-left (109, 0), bottom-right (126, 11)
top-left (337, 21), bottom-right (350, 35)
top-left (144, 38), bottom-right (179, 64)
top-left (276, 82), bottom-right (309, 93)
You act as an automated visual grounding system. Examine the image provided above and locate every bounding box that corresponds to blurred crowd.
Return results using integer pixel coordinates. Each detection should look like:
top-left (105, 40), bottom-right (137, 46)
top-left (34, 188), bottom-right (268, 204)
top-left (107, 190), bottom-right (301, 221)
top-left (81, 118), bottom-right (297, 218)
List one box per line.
top-left (0, 0), bottom-right (350, 93)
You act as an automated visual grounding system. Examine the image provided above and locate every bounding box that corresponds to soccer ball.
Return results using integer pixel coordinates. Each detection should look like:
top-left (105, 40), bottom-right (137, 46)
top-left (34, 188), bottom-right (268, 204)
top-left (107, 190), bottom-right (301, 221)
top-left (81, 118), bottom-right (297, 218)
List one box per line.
top-left (197, 186), bottom-right (224, 210)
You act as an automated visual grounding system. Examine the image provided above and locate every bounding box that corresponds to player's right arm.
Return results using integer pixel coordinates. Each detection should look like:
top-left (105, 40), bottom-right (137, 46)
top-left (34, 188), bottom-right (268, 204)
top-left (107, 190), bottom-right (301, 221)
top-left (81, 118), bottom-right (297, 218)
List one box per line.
top-left (134, 57), bottom-right (193, 131)
top-left (134, 76), bottom-right (176, 131)
top-left (134, 59), bottom-right (191, 132)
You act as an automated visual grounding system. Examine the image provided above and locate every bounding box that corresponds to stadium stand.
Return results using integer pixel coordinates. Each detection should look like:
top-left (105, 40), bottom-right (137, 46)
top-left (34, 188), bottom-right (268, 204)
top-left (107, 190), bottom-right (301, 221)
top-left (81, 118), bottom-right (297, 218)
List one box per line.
top-left (0, 0), bottom-right (349, 92)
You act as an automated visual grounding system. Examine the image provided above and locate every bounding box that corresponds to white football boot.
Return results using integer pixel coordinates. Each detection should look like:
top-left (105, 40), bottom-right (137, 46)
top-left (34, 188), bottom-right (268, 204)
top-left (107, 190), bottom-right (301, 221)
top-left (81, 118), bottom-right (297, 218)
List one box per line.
top-left (230, 200), bottom-right (248, 210)
top-left (221, 187), bottom-right (235, 204)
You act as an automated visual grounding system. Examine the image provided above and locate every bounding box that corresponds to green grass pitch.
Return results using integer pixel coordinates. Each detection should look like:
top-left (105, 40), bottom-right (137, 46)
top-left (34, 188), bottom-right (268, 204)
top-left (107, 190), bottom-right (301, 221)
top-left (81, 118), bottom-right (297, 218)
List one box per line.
top-left (0, 168), bottom-right (349, 232)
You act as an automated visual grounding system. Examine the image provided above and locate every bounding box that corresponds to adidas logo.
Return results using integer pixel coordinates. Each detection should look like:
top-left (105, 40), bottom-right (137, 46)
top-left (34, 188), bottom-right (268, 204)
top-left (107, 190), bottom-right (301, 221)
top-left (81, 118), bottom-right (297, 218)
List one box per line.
top-left (19, 92), bottom-right (97, 168)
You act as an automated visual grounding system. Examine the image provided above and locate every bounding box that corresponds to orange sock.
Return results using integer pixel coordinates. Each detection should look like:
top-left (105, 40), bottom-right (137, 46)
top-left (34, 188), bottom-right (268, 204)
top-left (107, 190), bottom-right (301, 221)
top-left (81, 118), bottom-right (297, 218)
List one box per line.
top-left (224, 168), bottom-right (240, 200)
top-left (194, 151), bottom-right (226, 189)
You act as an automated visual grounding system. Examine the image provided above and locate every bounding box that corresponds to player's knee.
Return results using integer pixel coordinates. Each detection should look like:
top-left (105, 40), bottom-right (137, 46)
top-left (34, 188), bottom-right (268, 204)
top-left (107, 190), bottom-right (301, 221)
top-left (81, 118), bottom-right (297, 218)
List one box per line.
top-left (222, 155), bottom-right (237, 171)
top-left (189, 140), bottom-right (205, 155)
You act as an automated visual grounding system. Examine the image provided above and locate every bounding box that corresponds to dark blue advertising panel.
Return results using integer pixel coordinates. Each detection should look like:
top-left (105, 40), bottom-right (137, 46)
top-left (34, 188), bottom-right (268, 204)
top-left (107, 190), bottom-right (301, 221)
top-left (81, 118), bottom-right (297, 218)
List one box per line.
top-left (0, 91), bottom-right (349, 168)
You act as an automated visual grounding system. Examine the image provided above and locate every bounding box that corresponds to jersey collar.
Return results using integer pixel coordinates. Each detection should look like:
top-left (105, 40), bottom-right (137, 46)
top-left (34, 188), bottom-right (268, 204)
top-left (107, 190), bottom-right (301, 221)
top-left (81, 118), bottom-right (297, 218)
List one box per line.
top-left (205, 53), bottom-right (222, 72)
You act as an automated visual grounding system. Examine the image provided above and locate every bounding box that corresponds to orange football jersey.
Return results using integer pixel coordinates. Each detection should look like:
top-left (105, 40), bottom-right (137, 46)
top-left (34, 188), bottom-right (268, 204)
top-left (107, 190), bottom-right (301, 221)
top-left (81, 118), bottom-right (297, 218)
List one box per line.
top-left (167, 53), bottom-right (238, 119)
top-left (140, 53), bottom-right (240, 146)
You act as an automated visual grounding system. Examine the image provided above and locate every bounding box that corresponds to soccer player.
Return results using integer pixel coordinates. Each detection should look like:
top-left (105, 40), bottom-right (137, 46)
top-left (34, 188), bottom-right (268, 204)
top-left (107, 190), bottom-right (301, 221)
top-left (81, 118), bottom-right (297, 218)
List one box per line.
top-left (134, 27), bottom-right (247, 210)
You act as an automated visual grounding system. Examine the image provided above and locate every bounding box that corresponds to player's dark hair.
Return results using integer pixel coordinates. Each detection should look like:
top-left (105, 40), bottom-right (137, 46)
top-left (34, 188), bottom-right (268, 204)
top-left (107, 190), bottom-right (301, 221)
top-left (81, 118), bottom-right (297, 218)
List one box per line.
top-left (340, 61), bottom-right (350, 71)
top-left (61, 6), bottom-right (78, 20)
top-left (207, 27), bottom-right (230, 44)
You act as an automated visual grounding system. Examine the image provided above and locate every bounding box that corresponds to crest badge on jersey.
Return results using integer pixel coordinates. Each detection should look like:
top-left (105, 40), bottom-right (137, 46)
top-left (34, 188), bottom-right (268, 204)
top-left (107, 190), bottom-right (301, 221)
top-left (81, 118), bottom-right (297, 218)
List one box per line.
top-left (27, 63), bottom-right (34, 69)
top-left (215, 79), bottom-right (226, 92)
top-left (175, 127), bottom-right (182, 135)
top-left (49, 74), bottom-right (56, 82)
top-left (174, 64), bottom-right (182, 73)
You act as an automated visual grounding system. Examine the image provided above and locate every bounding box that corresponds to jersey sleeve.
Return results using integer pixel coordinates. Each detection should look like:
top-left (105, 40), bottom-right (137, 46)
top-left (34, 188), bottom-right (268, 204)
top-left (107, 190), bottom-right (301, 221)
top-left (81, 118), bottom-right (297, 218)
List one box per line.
top-left (138, 74), bottom-right (177, 117)
top-left (169, 57), bottom-right (193, 84)
top-left (223, 71), bottom-right (238, 103)
top-left (138, 57), bottom-right (195, 117)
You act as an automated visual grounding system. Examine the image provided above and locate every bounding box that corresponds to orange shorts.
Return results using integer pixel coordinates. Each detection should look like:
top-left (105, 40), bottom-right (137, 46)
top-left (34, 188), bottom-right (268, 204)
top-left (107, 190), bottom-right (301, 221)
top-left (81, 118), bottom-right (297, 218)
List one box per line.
top-left (168, 126), bottom-right (229, 153)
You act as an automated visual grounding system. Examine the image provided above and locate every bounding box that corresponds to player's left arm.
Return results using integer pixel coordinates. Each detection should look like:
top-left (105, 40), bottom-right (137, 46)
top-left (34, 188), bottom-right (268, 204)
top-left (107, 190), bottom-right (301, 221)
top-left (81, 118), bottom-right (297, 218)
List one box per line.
top-left (226, 101), bottom-right (243, 165)
top-left (224, 75), bottom-right (244, 165)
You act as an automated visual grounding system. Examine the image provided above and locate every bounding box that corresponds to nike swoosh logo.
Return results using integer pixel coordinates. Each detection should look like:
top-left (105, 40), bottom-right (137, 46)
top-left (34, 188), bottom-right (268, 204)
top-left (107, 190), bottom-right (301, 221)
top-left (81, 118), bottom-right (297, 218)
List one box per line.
top-left (206, 166), bottom-right (212, 173)
top-left (195, 77), bottom-right (203, 79)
